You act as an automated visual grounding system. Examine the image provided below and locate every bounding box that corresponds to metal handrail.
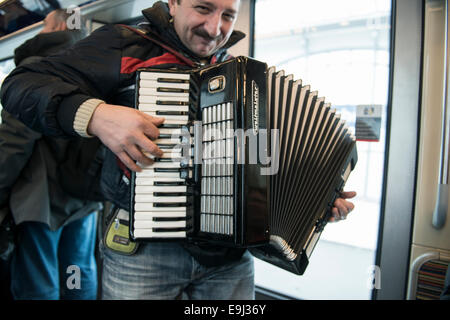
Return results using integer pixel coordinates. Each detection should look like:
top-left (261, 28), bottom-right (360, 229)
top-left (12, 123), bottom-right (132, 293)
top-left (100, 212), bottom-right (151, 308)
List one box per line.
top-left (433, 0), bottom-right (450, 229)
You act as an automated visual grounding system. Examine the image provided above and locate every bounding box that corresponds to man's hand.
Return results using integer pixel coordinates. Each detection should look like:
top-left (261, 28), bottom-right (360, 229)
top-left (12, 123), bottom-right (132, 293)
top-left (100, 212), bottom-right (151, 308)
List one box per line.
top-left (329, 191), bottom-right (357, 222)
top-left (88, 103), bottom-right (165, 172)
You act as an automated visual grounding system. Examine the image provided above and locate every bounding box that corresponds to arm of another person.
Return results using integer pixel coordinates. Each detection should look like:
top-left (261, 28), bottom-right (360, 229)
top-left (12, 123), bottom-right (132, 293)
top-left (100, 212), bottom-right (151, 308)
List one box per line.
top-left (0, 24), bottom-right (164, 171)
top-left (0, 110), bottom-right (41, 208)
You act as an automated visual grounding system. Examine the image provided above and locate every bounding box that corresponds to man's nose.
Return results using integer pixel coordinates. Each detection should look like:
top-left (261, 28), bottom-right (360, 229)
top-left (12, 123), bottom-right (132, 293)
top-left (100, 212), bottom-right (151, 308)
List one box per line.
top-left (204, 13), bottom-right (222, 38)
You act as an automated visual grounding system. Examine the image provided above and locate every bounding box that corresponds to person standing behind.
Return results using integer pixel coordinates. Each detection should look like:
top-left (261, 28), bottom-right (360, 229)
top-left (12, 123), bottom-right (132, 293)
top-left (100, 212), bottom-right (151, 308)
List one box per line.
top-left (0, 9), bottom-right (102, 300)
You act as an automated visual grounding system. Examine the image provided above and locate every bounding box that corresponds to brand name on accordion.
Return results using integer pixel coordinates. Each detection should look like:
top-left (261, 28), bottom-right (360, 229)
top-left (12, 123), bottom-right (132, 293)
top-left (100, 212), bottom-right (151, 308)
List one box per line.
top-left (252, 80), bottom-right (259, 134)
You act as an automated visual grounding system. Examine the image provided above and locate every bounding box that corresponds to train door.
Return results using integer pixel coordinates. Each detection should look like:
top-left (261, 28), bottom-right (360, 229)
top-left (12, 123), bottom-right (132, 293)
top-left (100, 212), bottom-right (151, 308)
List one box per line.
top-left (406, 0), bottom-right (450, 300)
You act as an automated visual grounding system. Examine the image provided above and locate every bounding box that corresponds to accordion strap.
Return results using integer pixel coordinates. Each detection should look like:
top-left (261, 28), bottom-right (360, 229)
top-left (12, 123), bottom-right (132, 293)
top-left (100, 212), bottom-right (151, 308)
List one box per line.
top-left (119, 24), bottom-right (198, 68)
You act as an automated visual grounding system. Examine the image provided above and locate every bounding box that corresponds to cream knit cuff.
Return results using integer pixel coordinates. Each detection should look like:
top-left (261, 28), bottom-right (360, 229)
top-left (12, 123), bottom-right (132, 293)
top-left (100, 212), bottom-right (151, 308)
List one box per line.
top-left (73, 98), bottom-right (105, 137)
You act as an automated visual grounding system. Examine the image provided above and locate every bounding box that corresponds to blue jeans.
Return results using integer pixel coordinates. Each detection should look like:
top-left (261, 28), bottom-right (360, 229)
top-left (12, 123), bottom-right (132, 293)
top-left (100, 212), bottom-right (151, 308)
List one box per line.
top-left (10, 213), bottom-right (98, 300)
top-left (101, 242), bottom-right (255, 300)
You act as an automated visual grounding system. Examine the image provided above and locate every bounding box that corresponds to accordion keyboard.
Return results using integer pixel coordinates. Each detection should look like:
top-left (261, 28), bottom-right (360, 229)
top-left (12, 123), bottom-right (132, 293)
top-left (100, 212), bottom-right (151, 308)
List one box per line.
top-left (133, 71), bottom-right (193, 238)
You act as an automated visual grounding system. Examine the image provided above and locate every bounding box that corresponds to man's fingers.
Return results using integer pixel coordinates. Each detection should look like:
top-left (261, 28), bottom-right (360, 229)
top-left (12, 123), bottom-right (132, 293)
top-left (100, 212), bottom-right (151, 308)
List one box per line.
top-left (340, 191), bottom-right (357, 199)
top-left (329, 207), bottom-right (340, 222)
top-left (329, 197), bottom-right (356, 222)
top-left (135, 132), bottom-right (164, 158)
top-left (126, 144), bottom-right (154, 168)
top-left (151, 115), bottom-right (165, 126)
top-left (117, 151), bottom-right (142, 173)
top-left (141, 114), bottom-right (165, 139)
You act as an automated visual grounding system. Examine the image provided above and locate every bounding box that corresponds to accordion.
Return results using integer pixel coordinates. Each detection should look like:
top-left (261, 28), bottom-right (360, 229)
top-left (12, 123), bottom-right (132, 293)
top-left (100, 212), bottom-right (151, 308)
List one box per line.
top-left (129, 56), bottom-right (358, 275)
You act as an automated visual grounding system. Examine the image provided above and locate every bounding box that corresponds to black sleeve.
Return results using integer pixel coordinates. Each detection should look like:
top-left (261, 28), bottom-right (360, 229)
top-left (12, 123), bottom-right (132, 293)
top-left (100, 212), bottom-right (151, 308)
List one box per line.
top-left (0, 109), bottom-right (41, 207)
top-left (0, 24), bottom-right (124, 137)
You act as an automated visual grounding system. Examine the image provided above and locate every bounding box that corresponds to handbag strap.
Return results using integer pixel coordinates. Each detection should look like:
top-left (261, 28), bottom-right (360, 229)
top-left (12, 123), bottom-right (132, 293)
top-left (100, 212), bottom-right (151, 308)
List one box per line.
top-left (118, 24), bottom-right (199, 68)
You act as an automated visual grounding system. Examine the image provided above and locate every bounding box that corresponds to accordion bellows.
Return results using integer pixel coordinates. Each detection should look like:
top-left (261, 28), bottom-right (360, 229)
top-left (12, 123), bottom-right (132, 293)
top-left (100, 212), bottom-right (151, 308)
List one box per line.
top-left (130, 57), bottom-right (357, 275)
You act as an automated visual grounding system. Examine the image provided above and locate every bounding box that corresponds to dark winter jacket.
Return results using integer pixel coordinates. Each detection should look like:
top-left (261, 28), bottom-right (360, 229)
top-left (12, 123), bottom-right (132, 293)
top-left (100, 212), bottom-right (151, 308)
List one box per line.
top-left (0, 1), bottom-right (246, 266)
top-left (0, 29), bottom-right (101, 230)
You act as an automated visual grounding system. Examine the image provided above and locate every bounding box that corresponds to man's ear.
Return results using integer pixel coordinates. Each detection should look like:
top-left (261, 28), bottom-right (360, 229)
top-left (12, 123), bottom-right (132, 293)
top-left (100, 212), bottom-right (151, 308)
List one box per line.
top-left (167, 0), bottom-right (177, 17)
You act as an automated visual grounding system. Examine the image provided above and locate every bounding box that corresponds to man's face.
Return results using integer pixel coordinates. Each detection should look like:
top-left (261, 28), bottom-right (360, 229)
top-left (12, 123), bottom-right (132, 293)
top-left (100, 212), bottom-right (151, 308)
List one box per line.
top-left (40, 11), bottom-right (66, 34)
top-left (168, 0), bottom-right (240, 57)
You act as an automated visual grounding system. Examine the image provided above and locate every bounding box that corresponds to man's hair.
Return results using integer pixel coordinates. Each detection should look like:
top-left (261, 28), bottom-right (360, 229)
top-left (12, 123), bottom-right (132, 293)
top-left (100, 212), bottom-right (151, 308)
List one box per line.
top-left (52, 8), bottom-right (86, 33)
top-left (52, 8), bottom-right (73, 24)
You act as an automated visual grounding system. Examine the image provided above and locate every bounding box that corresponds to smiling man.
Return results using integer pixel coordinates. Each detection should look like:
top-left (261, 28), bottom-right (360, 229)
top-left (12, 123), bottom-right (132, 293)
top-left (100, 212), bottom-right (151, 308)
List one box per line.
top-left (169, 0), bottom-right (239, 57)
top-left (1, 0), bottom-right (355, 299)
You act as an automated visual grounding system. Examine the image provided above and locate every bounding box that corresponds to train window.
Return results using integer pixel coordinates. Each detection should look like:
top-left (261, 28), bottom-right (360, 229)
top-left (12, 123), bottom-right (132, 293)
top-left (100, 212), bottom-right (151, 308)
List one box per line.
top-left (253, 0), bottom-right (391, 299)
top-left (0, 0), bottom-right (100, 37)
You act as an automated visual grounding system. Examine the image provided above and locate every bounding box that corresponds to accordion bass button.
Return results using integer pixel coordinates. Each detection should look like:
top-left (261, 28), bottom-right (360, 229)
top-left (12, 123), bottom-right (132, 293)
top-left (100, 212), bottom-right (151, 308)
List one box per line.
top-left (222, 103), bottom-right (226, 121)
top-left (202, 108), bottom-right (207, 124)
top-left (212, 105), bottom-right (217, 123)
top-left (211, 177), bottom-right (215, 195)
top-left (207, 107), bottom-right (211, 125)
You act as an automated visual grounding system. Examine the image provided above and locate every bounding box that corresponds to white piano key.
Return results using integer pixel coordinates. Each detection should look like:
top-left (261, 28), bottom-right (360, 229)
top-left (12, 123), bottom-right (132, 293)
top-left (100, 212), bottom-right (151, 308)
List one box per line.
top-left (138, 104), bottom-right (189, 113)
top-left (139, 79), bottom-right (190, 90)
top-left (134, 195), bottom-right (187, 203)
top-left (143, 112), bottom-right (189, 122)
top-left (150, 176), bottom-right (185, 183)
top-left (133, 229), bottom-right (186, 238)
top-left (134, 211), bottom-right (187, 220)
top-left (139, 95), bottom-right (189, 104)
top-left (140, 72), bottom-right (190, 81)
top-left (136, 171), bottom-right (180, 180)
top-left (134, 220), bottom-right (186, 229)
top-left (139, 88), bottom-right (189, 97)
top-left (151, 138), bottom-right (180, 144)
top-left (136, 160), bottom-right (181, 170)
top-left (142, 151), bottom-right (182, 159)
top-left (135, 203), bottom-right (186, 212)
top-left (159, 118), bottom-right (189, 125)
top-left (135, 185), bottom-right (187, 194)
top-left (151, 160), bottom-right (192, 169)
top-left (158, 128), bottom-right (183, 135)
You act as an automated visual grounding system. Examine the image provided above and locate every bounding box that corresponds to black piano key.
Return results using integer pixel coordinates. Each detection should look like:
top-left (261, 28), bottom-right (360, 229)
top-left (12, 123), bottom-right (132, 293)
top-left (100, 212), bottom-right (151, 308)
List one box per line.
top-left (156, 100), bottom-right (189, 106)
top-left (157, 78), bottom-right (189, 84)
top-left (154, 181), bottom-right (185, 186)
top-left (154, 168), bottom-right (180, 173)
top-left (153, 192), bottom-right (187, 197)
top-left (157, 88), bottom-right (189, 93)
top-left (153, 217), bottom-right (190, 222)
top-left (157, 144), bottom-right (178, 149)
top-left (156, 111), bottom-right (188, 116)
top-left (155, 158), bottom-right (182, 162)
top-left (153, 227), bottom-right (189, 232)
top-left (153, 203), bottom-right (188, 207)
top-left (160, 124), bottom-right (184, 129)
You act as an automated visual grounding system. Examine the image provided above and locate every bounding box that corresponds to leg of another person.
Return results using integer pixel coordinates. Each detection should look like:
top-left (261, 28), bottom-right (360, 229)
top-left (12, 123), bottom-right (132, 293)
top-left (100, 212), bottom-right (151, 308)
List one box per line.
top-left (10, 222), bottom-right (62, 299)
top-left (58, 212), bottom-right (98, 300)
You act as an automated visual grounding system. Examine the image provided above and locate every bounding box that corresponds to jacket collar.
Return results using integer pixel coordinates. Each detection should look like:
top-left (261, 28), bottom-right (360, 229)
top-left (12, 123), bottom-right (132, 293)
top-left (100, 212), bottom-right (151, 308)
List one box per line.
top-left (141, 1), bottom-right (245, 61)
